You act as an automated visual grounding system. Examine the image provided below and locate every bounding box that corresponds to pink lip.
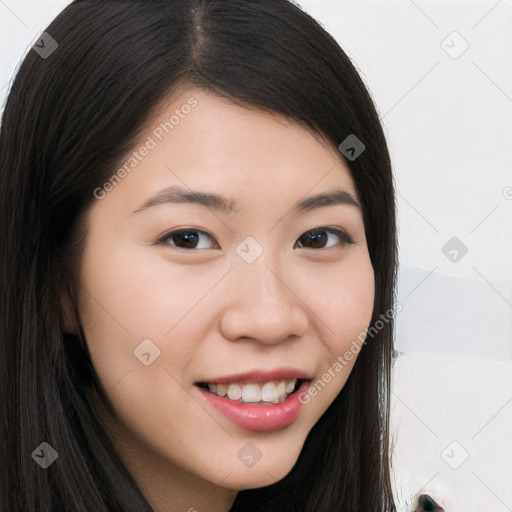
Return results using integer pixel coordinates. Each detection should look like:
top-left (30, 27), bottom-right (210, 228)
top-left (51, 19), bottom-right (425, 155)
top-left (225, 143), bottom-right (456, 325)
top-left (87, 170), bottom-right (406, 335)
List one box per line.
top-left (197, 367), bottom-right (313, 385)
top-left (196, 380), bottom-right (311, 432)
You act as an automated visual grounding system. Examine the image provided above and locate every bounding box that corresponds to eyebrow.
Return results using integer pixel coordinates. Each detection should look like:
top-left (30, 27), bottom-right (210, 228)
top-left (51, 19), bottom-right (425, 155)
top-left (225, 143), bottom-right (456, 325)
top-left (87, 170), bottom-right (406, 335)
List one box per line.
top-left (131, 185), bottom-right (360, 216)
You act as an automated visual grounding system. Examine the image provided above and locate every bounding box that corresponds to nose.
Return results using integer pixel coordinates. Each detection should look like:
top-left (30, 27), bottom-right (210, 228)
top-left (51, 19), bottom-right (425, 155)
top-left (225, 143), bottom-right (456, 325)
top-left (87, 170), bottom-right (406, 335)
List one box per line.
top-left (219, 259), bottom-right (309, 345)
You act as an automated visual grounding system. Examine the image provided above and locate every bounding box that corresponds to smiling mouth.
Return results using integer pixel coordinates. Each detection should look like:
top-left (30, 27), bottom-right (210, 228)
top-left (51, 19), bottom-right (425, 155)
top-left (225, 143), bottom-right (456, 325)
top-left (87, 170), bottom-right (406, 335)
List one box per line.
top-left (196, 378), bottom-right (305, 405)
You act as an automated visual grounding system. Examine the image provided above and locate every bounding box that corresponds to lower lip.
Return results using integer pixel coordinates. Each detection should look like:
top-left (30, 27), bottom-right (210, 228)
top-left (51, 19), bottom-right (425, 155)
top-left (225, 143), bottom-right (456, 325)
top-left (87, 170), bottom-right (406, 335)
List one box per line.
top-left (196, 381), bottom-right (310, 432)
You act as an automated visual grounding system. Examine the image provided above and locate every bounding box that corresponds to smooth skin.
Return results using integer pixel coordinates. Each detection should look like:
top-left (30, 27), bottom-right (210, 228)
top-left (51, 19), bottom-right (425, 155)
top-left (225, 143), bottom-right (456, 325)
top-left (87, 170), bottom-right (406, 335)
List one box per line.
top-left (62, 88), bottom-right (375, 512)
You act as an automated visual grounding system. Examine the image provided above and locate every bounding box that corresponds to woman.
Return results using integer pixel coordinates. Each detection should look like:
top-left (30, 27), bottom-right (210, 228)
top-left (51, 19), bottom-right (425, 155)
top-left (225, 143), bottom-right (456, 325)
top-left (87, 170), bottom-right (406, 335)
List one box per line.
top-left (0, 0), bottom-right (398, 510)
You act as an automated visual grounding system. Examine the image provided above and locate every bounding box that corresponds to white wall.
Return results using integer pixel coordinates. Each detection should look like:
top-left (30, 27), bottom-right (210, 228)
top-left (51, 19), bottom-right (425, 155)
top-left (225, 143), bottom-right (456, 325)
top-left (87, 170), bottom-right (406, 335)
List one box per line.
top-left (2, 1), bottom-right (511, 510)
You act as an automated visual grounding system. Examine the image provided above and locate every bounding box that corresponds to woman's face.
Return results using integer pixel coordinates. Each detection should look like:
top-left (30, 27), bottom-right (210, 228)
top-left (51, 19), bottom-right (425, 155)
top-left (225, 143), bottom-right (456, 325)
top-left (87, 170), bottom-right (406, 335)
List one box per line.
top-left (71, 87), bottom-right (375, 510)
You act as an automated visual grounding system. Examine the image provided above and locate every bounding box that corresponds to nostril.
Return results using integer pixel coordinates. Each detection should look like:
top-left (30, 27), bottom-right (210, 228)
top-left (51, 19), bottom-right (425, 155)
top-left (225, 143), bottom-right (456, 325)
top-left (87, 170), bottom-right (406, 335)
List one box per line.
top-left (416, 493), bottom-right (444, 512)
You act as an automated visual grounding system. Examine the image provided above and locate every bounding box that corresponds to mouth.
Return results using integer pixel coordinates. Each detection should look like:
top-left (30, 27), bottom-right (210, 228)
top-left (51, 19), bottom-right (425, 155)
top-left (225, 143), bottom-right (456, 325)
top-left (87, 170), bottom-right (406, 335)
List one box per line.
top-left (194, 370), bottom-right (313, 432)
top-left (195, 378), bottom-right (305, 405)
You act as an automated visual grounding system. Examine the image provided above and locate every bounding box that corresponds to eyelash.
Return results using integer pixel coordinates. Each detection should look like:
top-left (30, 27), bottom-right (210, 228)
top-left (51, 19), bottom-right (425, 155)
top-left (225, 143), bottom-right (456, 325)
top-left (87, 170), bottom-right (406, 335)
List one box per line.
top-left (156, 226), bottom-right (354, 252)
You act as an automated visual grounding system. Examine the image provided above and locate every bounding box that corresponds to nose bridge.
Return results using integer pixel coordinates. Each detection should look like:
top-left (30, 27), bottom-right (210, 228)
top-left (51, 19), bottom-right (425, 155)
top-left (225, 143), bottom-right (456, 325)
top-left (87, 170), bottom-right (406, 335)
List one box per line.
top-left (236, 231), bottom-right (291, 306)
top-left (254, 259), bottom-right (290, 308)
top-left (242, 251), bottom-right (294, 315)
top-left (219, 246), bottom-right (308, 344)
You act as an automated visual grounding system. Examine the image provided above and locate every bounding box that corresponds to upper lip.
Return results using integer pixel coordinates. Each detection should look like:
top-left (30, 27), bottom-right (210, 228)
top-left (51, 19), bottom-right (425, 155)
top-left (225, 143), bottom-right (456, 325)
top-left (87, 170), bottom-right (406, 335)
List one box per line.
top-left (196, 367), bottom-right (314, 385)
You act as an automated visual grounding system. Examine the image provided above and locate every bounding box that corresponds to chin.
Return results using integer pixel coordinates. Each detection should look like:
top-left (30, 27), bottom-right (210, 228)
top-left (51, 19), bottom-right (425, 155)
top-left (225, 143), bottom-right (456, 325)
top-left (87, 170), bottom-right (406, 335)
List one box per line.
top-left (217, 449), bottom-right (301, 491)
top-left (226, 469), bottom-right (292, 491)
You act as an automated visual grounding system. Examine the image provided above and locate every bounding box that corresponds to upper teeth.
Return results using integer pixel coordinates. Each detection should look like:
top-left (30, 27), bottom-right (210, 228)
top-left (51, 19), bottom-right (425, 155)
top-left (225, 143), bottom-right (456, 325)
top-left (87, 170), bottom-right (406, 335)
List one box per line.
top-left (206, 379), bottom-right (297, 404)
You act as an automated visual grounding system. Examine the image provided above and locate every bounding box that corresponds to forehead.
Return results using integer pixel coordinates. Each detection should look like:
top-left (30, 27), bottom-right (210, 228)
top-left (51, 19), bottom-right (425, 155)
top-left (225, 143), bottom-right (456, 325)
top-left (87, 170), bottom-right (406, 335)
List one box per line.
top-left (94, 87), bottom-right (359, 217)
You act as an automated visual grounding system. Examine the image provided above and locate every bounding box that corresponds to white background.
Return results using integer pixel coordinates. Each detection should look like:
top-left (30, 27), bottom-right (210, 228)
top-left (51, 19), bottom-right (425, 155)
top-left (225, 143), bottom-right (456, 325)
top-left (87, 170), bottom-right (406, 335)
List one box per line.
top-left (1, 1), bottom-right (511, 510)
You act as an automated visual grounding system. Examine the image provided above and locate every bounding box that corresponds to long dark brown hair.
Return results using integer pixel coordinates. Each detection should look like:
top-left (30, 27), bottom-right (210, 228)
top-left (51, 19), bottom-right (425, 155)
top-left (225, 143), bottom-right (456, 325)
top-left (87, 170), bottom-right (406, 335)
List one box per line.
top-left (0, 1), bottom-right (398, 510)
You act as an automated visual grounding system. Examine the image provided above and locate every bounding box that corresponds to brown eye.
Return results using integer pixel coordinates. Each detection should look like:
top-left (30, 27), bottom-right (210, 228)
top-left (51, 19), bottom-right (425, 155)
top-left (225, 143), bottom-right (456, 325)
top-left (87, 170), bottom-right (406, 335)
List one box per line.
top-left (160, 229), bottom-right (218, 250)
top-left (294, 227), bottom-right (353, 250)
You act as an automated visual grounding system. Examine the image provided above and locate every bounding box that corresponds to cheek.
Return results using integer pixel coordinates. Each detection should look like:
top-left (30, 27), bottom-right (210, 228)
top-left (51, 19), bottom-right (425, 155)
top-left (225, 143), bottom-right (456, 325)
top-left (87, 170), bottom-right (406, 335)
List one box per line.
top-left (296, 257), bottom-right (374, 411)
top-left (76, 251), bottom-right (204, 448)
top-left (303, 254), bottom-right (374, 395)
top-left (309, 255), bottom-right (375, 349)
top-left (79, 251), bottom-right (181, 334)
top-left (77, 244), bottom-right (218, 385)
